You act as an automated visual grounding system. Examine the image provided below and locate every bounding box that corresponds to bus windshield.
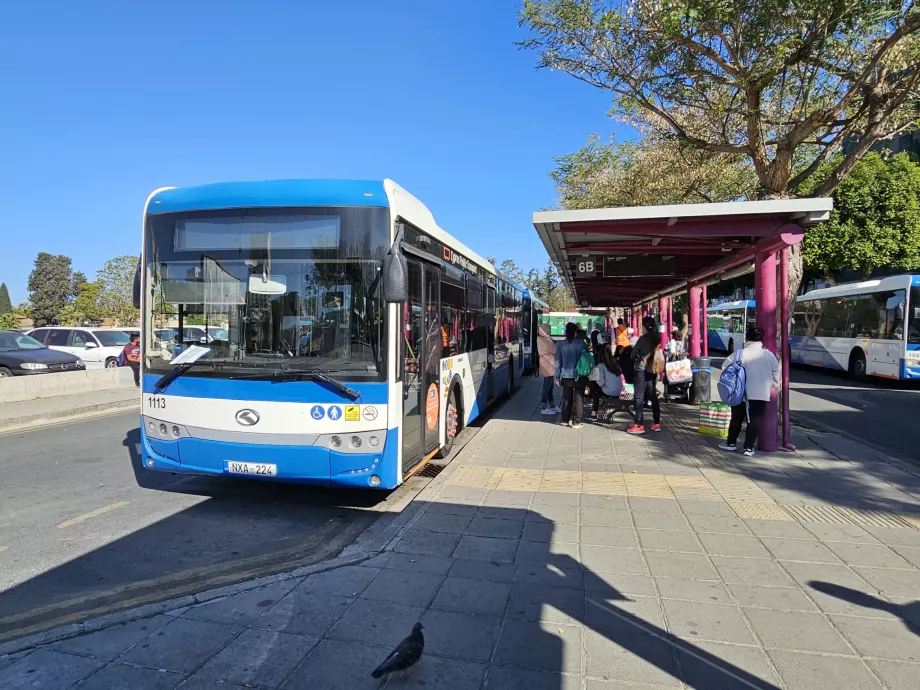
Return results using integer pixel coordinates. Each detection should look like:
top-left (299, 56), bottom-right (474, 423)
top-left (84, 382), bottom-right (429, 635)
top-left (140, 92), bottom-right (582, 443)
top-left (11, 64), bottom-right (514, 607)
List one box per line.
top-left (144, 206), bottom-right (389, 382)
top-left (910, 287), bottom-right (920, 345)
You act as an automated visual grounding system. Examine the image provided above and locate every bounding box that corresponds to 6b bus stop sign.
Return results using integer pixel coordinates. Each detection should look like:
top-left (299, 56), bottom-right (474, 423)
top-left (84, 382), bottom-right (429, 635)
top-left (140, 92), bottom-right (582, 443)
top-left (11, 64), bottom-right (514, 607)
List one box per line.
top-left (576, 258), bottom-right (597, 277)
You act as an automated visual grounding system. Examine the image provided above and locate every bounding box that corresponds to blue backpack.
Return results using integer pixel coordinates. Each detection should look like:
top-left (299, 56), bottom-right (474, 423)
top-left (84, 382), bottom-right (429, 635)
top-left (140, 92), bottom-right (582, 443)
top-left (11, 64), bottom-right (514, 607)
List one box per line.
top-left (718, 349), bottom-right (746, 406)
top-left (116, 350), bottom-right (126, 367)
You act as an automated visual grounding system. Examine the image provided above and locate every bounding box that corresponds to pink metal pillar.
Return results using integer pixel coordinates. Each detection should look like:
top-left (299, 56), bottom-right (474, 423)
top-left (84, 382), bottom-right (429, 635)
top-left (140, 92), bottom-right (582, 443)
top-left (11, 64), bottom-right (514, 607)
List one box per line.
top-left (658, 296), bottom-right (668, 350)
top-left (689, 285), bottom-right (702, 358)
top-left (702, 285), bottom-right (709, 357)
top-left (780, 248), bottom-right (794, 451)
top-left (754, 250), bottom-right (778, 452)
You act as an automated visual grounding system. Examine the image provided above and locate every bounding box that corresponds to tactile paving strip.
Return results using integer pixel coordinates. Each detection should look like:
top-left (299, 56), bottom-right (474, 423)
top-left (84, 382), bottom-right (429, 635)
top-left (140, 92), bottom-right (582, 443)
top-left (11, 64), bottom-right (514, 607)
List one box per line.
top-left (729, 502), bottom-right (794, 520)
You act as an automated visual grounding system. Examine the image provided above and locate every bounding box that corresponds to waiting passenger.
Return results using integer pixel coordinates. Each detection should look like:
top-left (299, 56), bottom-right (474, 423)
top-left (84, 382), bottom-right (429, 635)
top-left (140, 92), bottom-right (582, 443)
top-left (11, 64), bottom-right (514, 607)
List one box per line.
top-left (719, 327), bottom-right (779, 457)
top-left (537, 322), bottom-right (560, 415)
top-left (627, 316), bottom-right (663, 435)
top-left (555, 322), bottom-right (587, 429)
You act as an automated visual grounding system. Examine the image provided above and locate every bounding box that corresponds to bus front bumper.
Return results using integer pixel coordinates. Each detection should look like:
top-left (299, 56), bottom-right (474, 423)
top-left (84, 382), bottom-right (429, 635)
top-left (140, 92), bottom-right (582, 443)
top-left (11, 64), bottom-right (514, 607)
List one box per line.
top-left (140, 427), bottom-right (398, 489)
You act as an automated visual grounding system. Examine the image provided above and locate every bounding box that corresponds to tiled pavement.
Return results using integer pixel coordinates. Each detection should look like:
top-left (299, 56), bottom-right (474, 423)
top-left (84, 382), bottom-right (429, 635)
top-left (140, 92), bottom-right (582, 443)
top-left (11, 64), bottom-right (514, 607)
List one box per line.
top-left (2, 378), bottom-right (920, 689)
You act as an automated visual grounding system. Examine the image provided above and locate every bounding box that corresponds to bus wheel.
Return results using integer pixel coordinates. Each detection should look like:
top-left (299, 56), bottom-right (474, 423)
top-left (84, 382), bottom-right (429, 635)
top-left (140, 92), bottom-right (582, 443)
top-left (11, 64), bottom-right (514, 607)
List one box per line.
top-left (435, 388), bottom-right (460, 459)
top-left (849, 349), bottom-right (867, 381)
top-left (727, 339), bottom-right (734, 355)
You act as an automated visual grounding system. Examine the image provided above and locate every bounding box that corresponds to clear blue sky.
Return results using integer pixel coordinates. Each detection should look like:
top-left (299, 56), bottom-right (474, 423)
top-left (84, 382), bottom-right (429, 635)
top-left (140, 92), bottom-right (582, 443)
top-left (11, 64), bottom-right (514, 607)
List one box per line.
top-left (0, 1), bottom-right (620, 305)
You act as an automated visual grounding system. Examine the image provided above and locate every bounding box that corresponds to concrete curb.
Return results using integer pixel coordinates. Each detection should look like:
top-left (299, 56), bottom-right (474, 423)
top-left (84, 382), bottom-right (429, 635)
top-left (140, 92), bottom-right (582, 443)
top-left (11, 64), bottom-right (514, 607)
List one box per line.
top-left (0, 399), bottom-right (139, 435)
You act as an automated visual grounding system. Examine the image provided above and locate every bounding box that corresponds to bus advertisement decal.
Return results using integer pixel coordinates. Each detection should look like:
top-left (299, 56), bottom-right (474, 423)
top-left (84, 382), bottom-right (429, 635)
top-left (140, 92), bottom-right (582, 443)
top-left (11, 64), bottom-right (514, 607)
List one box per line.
top-left (426, 384), bottom-right (439, 430)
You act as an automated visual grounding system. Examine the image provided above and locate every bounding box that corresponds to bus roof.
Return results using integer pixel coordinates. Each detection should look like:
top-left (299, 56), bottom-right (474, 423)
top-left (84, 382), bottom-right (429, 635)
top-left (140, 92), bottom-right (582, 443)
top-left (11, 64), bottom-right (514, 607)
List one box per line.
top-left (707, 300), bottom-right (754, 311)
top-left (797, 274), bottom-right (920, 301)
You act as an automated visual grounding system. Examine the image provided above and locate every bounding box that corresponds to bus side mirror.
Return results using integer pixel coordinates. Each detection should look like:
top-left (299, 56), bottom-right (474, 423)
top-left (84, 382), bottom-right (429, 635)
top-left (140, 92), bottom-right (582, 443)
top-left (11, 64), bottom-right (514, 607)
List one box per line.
top-left (132, 260), bottom-right (141, 309)
top-left (383, 254), bottom-right (408, 303)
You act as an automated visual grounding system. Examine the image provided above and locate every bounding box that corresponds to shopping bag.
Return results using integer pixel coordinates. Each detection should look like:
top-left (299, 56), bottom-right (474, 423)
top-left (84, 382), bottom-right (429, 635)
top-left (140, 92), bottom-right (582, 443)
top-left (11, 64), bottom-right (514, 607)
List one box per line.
top-left (665, 358), bottom-right (692, 384)
top-left (699, 401), bottom-right (731, 438)
top-left (619, 382), bottom-right (634, 401)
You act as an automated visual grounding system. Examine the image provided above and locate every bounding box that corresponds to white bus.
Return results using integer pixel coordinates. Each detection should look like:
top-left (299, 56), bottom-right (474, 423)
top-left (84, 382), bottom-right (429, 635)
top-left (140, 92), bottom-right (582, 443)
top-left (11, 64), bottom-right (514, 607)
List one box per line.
top-left (138, 179), bottom-right (526, 489)
top-left (791, 274), bottom-right (920, 380)
top-left (706, 300), bottom-right (754, 354)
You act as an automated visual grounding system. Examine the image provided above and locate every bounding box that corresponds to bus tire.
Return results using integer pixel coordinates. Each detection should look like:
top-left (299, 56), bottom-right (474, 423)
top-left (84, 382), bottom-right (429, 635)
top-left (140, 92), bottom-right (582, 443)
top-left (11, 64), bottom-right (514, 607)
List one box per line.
top-left (727, 338), bottom-right (735, 355)
top-left (435, 386), bottom-right (461, 459)
top-left (849, 349), bottom-right (867, 381)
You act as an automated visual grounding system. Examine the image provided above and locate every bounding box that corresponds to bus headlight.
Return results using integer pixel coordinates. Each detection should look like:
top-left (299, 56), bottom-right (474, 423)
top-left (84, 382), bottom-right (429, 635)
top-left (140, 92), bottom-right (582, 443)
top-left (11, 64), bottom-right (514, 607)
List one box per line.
top-left (147, 421), bottom-right (156, 433)
top-left (159, 423), bottom-right (168, 435)
top-left (171, 425), bottom-right (181, 438)
top-left (331, 436), bottom-right (342, 448)
top-left (351, 436), bottom-right (362, 448)
top-left (369, 436), bottom-right (380, 447)
top-left (370, 474), bottom-right (381, 487)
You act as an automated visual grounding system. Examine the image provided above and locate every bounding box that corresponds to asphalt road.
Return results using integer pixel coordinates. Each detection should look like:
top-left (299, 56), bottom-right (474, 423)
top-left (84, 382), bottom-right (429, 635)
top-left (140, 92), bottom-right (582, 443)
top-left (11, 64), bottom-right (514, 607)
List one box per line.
top-left (0, 413), bottom-right (429, 642)
top-left (707, 355), bottom-right (920, 461)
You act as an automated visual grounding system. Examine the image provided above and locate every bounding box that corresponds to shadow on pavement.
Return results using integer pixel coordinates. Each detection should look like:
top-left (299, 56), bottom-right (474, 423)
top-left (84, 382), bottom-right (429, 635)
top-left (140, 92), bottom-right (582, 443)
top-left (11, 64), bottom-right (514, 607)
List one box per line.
top-left (810, 581), bottom-right (920, 636)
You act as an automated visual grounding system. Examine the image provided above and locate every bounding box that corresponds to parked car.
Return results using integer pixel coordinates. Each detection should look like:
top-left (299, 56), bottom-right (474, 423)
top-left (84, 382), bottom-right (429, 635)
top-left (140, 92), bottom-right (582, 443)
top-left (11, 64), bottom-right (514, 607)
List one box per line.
top-left (0, 330), bottom-right (86, 377)
top-left (27, 327), bottom-right (131, 369)
top-left (154, 326), bottom-right (228, 345)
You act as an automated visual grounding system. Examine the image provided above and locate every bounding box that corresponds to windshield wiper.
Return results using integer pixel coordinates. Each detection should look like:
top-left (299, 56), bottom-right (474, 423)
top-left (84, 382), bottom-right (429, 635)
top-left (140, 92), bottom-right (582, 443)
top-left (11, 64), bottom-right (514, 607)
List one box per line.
top-left (264, 368), bottom-right (360, 400)
top-left (154, 361), bottom-right (225, 393)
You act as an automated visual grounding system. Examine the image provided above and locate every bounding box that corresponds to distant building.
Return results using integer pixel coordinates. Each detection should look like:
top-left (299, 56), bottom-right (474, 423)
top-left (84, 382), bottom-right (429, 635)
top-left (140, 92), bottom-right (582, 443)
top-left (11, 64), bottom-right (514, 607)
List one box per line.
top-left (843, 130), bottom-right (920, 158)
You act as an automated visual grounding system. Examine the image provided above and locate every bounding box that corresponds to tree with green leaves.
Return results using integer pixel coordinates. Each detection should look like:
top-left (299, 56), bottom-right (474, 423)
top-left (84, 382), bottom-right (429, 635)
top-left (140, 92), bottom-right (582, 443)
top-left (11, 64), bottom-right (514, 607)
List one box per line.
top-left (801, 151), bottom-right (920, 278)
top-left (98, 255), bottom-right (140, 326)
top-left (0, 313), bottom-right (18, 330)
top-left (56, 303), bottom-right (86, 327)
top-left (520, 0), bottom-right (920, 307)
top-left (0, 283), bottom-right (12, 315)
top-left (27, 253), bottom-right (77, 326)
top-left (74, 279), bottom-right (106, 324)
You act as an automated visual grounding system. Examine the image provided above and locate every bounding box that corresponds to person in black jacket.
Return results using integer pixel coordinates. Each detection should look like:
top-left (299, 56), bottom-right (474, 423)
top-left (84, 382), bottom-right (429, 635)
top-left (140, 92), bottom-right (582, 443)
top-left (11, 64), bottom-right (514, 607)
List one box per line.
top-left (627, 317), bottom-right (662, 434)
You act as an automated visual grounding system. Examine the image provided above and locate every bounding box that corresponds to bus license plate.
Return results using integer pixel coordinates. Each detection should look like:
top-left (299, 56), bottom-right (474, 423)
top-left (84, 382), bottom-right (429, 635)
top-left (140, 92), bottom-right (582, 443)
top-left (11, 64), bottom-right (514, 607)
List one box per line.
top-left (226, 461), bottom-right (277, 477)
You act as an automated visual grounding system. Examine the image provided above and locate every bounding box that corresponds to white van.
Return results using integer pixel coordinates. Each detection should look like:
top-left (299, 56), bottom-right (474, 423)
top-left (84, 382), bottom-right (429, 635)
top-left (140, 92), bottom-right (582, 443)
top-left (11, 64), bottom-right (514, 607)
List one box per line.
top-left (28, 327), bottom-right (133, 369)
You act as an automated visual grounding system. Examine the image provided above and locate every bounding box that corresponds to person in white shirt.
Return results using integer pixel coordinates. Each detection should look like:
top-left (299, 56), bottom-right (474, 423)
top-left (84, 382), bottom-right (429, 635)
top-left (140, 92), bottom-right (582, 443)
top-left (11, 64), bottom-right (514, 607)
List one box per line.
top-left (665, 329), bottom-right (685, 359)
top-left (719, 327), bottom-right (780, 457)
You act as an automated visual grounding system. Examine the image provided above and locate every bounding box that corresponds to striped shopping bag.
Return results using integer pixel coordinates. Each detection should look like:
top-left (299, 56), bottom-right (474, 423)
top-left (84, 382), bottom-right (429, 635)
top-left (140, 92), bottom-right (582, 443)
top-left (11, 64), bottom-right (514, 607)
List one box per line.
top-left (699, 402), bottom-right (731, 438)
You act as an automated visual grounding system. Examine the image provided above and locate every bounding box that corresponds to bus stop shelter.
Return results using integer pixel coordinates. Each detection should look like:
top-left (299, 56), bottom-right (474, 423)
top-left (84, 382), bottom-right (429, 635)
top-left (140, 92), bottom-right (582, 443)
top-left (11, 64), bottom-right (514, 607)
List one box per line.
top-left (533, 198), bottom-right (833, 451)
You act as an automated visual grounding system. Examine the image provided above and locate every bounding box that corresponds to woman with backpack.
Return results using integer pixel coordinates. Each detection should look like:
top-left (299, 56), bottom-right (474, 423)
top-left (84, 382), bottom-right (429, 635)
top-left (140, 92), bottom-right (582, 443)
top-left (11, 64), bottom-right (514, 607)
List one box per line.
top-left (719, 326), bottom-right (779, 457)
top-left (555, 321), bottom-right (590, 429)
top-left (627, 316), bottom-right (664, 434)
top-left (537, 322), bottom-right (560, 415)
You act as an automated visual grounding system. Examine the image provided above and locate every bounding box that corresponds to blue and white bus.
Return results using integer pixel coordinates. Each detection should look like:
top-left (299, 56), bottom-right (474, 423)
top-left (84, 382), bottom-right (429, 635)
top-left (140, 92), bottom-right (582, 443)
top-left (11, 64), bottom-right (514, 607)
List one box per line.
top-left (706, 300), bottom-right (754, 353)
top-left (791, 275), bottom-right (920, 380)
top-left (138, 179), bottom-right (525, 489)
top-left (522, 290), bottom-right (549, 372)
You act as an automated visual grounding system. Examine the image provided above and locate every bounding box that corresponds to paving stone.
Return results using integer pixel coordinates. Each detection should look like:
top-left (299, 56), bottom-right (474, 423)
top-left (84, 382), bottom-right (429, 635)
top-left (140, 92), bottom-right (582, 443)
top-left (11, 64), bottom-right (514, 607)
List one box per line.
top-left (282, 638), bottom-right (389, 690)
top-left (726, 584), bottom-right (817, 611)
top-left (298, 564), bottom-right (380, 596)
top-left (662, 599), bottom-right (756, 644)
top-left (362, 568), bottom-right (444, 608)
top-left (580, 506), bottom-right (633, 527)
top-left (893, 546), bottom-right (920, 568)
top-left (327, 598), bottom-right (424, 648)
top-left (831, 615), bottom-right (920, 661)
top-left (0, 650), bottom-right (104, 690)
top-left (712, 556), bottom-right (794, 587)
top-left (183, 581), bottom-right (297, 626)
top-left (646, 551), bottom-right (717, 580)
top-left (384, 655), bottom-right (486, 690)
top-left (767, 649), bottom-right (883, 690)
top-left (455, 535), bottom-right (519, 563)
top-left (384, 552), bottom-right (454, 575)
top-left (421, 609), bottom-right (501, 662)
top-left (637, 529), bottom-right (704, 553)
top-left (516, 563), bottom-right (585, 590)
top-left (73, 663), bottom-right (182, 690)
top-left (483, 489), bottom-right (533, 507)
top-left (852, 566), bottom-right (920, 598)
top-left (582, 462), bottom-right (623, 473)
top-left (422, 511), bottom-right (474, 535)
top-left (256, 589), bottom-right (354, 636)
top-left (742, 519), bottom-right (816, 539)
top-left (449, 558), bottom-right (517, 583)
top-left (522, 521), bottom-right (578, 543)
top-left (581, 545), bottom-right (647, 574)
top-left (52, 615), bottom-right (172, 660)
top-left (395, 529), bottom-right (462, 557)
top-left (655, 578), bottom-right (733, 605)
top-left (698, 533), bottom-right (771, 558)
top-left (507, 583), bottom-right (584, 624)
top-left (431, 576), bottom-right (512, 616)
top-left (802, 523), bottom-right (878, 543)
top-left (628, 497), bottom-right (680, 513)
top-left (584, 594), bottom-right (664, 634)
top-left (177, 677), bottom-right (249, 690)
top-left (761, 537), bottom-right (841, 563)
top-left (678, 500), bottom-right (736, 516)
top-left (865, 527), bottom-right (920, 548)
top-left (526, 504), bottom-right (578, 524)
top-left (584, 629), bottom-right (680, 686)
top-left (585, 571), bottom-right (657, 597)
top-left (426, 502), bottom-right (479, 519)
top-left (494, 619), bottom-right (582, 674)
top-left (0, 650), bottom-right (30, 673)
top-left (686, 514), bottom-right (751, 535)
top-left (867, 659), bottom-right (920, 690)
top-left (439, 485), bottom-right (488, 502)
top-left (467, 516), bottom-right (526, 539)
top-left (743, 608), bottom-right (850, 653)
top-left (580, 525), bottom-right (639, 548)
top-left (581, 495), bottom-right (629, 510)
top-left (485, 665), bottom-right (582, 690)
top-left (632, 512), bottom-right (689, 531)
top-left (516, 539), bottom-right (579, 566)
top-left (826, 542), bottom-right (913, 568)
top-left (531, 492), bottom-right (580, 507)
top-left (675, 639), bottom-right (781, 690)
top-left (117, 618), bottom-right (241, 674)
top-left (197, 628), bottom-right (317, 686)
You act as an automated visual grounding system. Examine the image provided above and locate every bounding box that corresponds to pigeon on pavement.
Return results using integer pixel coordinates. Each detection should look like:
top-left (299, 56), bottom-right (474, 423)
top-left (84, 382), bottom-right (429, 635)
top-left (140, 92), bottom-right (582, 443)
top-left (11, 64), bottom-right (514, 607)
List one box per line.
top-left (370, 622), bottom-right (425, 679)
